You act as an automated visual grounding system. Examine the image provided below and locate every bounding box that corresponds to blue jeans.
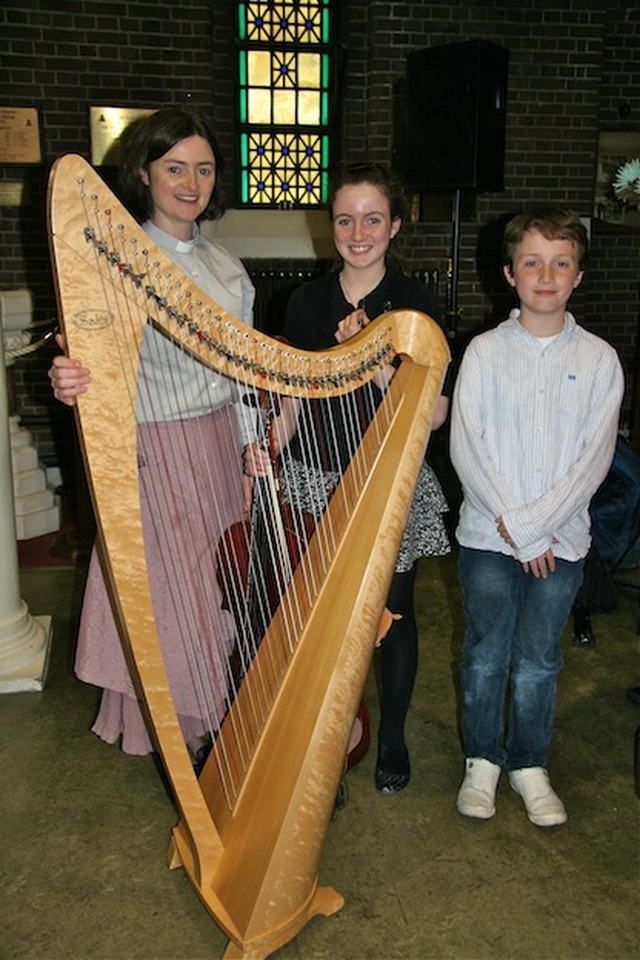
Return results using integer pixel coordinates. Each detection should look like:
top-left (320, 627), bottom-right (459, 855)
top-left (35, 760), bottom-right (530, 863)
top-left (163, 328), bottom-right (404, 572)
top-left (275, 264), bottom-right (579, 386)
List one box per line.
top-left (458, 547), bottom-right (585, 771)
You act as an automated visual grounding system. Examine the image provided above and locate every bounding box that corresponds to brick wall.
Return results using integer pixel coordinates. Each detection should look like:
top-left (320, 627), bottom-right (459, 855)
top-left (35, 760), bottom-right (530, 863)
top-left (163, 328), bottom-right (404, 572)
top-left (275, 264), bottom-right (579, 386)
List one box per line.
top-left (1, 0), bottom-right (638, 471)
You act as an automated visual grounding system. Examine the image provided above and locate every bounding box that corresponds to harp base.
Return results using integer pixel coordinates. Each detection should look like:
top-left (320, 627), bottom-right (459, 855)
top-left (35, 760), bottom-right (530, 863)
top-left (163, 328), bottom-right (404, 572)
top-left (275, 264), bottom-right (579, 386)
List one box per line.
top-left (167, 824), bottom-right (345, 960)
top-left (221, 884), bottom-right (345, 960)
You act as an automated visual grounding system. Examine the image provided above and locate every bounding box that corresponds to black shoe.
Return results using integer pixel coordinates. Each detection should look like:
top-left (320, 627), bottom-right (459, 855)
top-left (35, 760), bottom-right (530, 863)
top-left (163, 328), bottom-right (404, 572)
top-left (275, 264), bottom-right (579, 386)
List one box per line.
top-left (375, 744), bottom-right (410, 795)
top-left (189, 734), bottom-right (212, 776)
top-left (375, 766), bottom-right (411, 794)
top-left (573, 606), bottom-right (596, 647)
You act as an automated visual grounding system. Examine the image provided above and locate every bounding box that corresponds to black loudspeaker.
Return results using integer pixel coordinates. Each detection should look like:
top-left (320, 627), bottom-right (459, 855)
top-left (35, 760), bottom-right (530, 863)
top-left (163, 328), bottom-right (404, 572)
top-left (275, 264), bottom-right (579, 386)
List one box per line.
top-left (402, 40), bottom-right (509, 192)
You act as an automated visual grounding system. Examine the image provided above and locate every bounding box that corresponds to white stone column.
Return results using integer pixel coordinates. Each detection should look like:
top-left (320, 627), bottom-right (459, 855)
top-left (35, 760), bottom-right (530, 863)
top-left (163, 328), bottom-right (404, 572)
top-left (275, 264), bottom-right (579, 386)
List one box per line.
top-left (0, 309), bottom-right (52, 693)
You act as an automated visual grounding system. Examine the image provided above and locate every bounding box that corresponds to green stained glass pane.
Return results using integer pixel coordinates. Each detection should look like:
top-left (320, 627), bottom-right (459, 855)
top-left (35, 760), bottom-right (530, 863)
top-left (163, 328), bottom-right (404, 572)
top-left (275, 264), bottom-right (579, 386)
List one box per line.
top-left (238, 3), bottom-right (246, 41)
top-left (321, 170), bottom-right (328, 203)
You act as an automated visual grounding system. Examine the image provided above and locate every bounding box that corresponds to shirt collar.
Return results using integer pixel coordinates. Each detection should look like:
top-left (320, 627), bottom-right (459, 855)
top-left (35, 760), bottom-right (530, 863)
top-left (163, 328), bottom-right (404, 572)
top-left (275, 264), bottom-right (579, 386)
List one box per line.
top-left (507, 307), bottom-right (577, 337)
top-left (143, 220), bottom-right (199, 254)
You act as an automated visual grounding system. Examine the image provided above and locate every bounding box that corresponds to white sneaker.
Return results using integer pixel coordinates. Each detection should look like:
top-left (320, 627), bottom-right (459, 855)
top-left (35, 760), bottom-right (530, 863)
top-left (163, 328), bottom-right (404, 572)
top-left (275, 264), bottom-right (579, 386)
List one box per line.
top-left (456, 757), bottom-right (501, 819)
top-left (509, 767), bottom-right (567, 827)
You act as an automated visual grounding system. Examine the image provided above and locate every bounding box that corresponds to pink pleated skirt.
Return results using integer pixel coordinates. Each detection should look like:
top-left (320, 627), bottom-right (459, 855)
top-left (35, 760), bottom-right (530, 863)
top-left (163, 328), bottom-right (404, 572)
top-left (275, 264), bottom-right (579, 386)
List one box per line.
top-left (75, 406), bottom-right (245, 755)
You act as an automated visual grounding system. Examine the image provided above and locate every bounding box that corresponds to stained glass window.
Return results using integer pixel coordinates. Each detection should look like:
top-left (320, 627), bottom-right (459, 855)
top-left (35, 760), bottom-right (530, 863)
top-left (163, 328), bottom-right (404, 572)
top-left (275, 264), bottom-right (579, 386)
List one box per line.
top-left (237, 1), bottom-right (333, 207)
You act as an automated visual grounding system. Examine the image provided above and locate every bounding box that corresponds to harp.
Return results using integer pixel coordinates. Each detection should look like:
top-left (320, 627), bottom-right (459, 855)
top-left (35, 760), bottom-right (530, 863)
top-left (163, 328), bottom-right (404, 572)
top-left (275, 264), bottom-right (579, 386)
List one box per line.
top-left (47, 154), bottom-right (450, 959)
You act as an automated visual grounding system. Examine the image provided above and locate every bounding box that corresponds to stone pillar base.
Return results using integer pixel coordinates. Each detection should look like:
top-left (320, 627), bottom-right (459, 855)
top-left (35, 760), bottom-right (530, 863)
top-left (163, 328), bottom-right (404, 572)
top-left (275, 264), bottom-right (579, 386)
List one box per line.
top-left (0, 615), bottom-right (53, 693)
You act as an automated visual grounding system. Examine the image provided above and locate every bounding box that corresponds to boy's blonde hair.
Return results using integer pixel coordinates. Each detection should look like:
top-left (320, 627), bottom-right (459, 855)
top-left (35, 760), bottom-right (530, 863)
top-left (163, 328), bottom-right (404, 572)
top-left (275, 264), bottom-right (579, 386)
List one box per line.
top-left (503, 206), bottom-right (588, 271)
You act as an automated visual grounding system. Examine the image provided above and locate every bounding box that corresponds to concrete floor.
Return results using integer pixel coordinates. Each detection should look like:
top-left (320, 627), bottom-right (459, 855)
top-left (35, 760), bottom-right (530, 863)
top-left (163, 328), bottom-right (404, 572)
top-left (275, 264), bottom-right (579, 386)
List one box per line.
top-left (2, 552), bottom-right (638, 960)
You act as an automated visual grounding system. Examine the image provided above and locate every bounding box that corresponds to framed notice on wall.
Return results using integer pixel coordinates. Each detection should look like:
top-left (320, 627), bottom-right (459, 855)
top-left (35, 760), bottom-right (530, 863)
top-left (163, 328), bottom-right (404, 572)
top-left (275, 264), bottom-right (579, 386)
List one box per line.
top-left (0, 107), bottom-right (42, 164)
top-left (90, 106), bottom-right (156, 165)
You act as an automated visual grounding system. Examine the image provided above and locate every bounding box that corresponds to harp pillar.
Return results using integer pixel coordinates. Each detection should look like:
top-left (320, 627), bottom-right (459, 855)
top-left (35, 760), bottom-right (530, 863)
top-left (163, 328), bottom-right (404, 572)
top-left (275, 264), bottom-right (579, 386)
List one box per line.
top-left (0, 309), bottom-right (53, 694)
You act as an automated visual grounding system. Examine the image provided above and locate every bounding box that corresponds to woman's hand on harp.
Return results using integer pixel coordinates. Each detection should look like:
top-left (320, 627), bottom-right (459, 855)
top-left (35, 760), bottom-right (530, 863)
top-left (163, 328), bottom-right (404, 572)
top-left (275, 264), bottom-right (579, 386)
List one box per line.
top-left (335, 311), bottom-right (395, 392)
top-left (243, 443), bottom-right (274, 478)
top-left (334, 307), bottom-right (369, 344)
top-left (48, 333), bottom-right (91, 406)
top-left (241, 444), bottom-right (274, 518)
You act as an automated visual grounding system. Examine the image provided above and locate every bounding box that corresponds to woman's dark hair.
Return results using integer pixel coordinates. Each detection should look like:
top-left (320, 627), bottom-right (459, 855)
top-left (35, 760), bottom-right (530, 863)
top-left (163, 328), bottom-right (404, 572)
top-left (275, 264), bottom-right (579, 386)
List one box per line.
top-left (327, 162), bottom-right (408, 223)
top-left (503, 205), bottom-right (589, 272)
top-left (118, 106), bottom-right (226, 223)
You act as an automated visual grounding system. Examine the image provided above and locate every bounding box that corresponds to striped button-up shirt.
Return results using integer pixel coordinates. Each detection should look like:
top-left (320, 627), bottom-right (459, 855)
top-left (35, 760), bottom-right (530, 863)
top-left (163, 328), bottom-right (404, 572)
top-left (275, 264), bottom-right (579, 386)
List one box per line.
top-left (451, 309), bottom-right (625, 563)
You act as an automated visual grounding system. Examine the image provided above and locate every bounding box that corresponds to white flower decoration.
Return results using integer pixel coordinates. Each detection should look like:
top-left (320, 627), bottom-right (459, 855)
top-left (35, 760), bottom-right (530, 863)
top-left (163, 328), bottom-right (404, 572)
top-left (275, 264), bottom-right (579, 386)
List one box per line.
top-left (613, 158), bottom-right (640, 204)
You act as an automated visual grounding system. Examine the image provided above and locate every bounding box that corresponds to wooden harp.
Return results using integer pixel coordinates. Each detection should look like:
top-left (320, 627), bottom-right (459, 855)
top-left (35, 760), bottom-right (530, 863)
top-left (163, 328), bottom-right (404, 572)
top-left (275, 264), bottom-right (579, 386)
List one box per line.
top-left (47, 154), bottom-right (450, 959)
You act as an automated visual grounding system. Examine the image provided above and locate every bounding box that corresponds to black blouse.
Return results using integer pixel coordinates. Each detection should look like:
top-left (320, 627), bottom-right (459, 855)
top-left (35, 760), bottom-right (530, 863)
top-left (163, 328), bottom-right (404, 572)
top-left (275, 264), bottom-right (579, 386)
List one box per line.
top-left (281, 267), bottom-right (447, 473)
top-left (283, 266), bottom-right (442, 351)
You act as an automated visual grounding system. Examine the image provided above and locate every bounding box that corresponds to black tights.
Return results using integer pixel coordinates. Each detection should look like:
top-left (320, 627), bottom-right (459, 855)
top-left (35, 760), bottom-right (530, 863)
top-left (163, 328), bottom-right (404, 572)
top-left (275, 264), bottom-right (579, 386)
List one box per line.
top-left (377, 563), bottom-right (419, 771)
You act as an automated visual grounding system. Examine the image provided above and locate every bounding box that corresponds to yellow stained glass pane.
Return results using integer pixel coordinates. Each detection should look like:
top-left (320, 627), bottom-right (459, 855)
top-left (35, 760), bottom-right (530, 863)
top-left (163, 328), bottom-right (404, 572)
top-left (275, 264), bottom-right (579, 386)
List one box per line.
top-left (298, 53), bottom-right (320, 87)
top-left (246, 2), bottom-right (270, 41)
top-left (273, 53), bottom-right (296, 88)
top-left (258, 146), bottom-right (275, 166)
top-left (250, 180), bottom-right (272, 203)
top-left (270, 2), bottom-right (293, 43)
top-left (248, 50), bottom-right (272, 86)
top-left (273, 89), bottom-right (296, 124)
top-left (298, 152), bottom-right (317, 170)
top-left (298, 90), bottom-right (320, 125)
top-left (298, 6), bottom-right (322, 42)
top-left (248, 88), bottom-right (272, 124)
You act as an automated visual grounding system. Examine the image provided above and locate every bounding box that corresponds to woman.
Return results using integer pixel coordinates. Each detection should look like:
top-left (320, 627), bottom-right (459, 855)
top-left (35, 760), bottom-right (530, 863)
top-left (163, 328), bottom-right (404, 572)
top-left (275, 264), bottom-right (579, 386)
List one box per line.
top-left (49, 107), bottom-right (257, 765)
top-left (248, 162), bottom-right (451, 794)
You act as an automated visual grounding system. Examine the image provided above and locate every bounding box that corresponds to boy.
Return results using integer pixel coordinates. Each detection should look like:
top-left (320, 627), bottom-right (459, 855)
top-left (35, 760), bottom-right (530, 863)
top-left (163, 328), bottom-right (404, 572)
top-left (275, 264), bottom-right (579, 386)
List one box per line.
top-left (450, 206), bottom-right (624, 826)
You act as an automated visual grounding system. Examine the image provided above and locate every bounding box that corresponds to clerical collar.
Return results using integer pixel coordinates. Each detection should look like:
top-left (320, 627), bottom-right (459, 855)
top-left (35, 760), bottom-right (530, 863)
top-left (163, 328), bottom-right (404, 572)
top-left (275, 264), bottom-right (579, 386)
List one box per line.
top-left (143, 220), bottom-right (198, 254)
